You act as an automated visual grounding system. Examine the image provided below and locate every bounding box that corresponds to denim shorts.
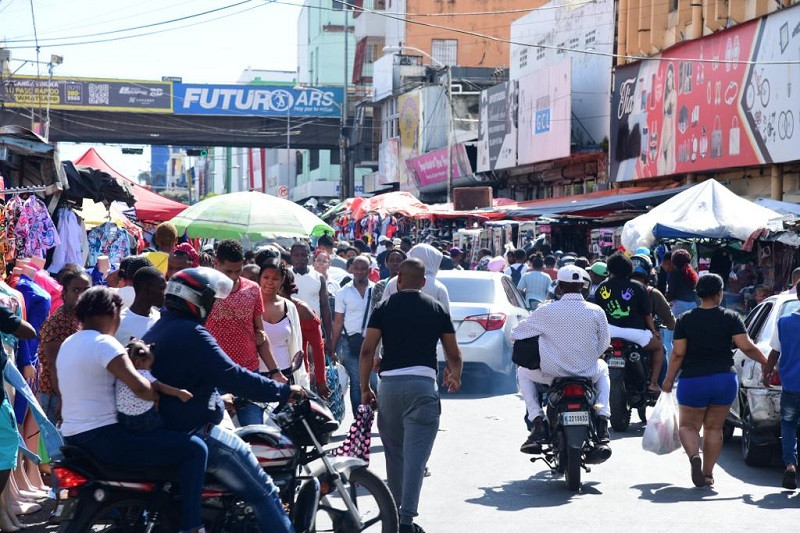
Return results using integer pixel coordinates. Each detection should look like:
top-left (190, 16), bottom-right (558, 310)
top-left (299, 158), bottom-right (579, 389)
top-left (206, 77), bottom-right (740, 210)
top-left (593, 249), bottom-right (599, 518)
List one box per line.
top-left (677, 372), bottom-right (737, 408)
top-left (0, 398), bottom-right (19, 470)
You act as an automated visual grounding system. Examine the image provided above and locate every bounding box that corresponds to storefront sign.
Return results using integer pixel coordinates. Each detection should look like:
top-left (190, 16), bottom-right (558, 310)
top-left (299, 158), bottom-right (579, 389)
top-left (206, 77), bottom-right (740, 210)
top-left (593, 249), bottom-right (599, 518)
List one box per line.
top-left (478, 81), bottom-right (518, 172)
top-left (173, 84), bottom-right (343, 117)
top-left (405, 143), bottom-right (472, 188)
top-left (611, 4), bottom-right (800, 181)
top-left (0, 75), bottom-right (172, 112)
top-left (518, 59), bottom-right (572, 165)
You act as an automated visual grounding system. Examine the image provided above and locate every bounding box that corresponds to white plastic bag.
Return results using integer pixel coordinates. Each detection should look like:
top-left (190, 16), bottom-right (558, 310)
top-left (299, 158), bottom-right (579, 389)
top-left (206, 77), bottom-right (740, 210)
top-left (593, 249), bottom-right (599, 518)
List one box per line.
top-left (642, 392), bottom-right (681, 455)
top-left (337, 363), bottom-right (350, 396)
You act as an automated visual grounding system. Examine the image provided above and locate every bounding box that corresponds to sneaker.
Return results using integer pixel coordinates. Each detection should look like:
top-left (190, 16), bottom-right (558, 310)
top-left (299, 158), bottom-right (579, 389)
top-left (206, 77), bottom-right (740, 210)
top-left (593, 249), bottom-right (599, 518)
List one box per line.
top-left (595, 416), bottom-right (610, 444)
top-left (782, 467), bottom-right (797, 490)
top-left (520, 417), bottom-right (545, 454)
top-left (400, 524), bottom-right (426, 533)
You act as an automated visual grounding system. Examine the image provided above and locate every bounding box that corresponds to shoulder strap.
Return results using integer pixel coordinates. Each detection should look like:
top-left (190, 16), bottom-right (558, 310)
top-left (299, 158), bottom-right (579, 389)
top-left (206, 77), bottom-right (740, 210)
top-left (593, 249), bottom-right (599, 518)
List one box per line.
top-left (360, 287), bottom-right (372, 333)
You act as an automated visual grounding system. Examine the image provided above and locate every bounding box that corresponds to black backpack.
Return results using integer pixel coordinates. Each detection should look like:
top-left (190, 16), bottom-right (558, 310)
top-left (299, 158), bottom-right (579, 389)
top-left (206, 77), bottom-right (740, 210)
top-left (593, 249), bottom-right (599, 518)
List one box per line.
top-left (510, 264), bottom-right (524, 285)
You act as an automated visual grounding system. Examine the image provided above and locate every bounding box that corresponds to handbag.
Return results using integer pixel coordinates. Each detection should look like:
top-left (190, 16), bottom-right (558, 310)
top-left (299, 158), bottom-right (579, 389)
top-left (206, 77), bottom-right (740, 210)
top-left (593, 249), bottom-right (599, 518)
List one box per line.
top-left (729, 116), bottom-right (740, 156)
top-left (333, 404), bottom-right (375, 465)
top-left (512, 336), bottom-right (541, 370)
top-left (711, 115), bottom-right (723, 158)
top-left (325, 357), bottom-right (346, 422)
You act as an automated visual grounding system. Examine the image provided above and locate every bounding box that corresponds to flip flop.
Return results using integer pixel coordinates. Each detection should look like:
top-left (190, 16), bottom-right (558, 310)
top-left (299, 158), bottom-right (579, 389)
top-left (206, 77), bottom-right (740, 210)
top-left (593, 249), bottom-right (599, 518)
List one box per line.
top-left (704, 474), bottom-right (714, 486)
top-left (690, 455), bottom-right (705, 487)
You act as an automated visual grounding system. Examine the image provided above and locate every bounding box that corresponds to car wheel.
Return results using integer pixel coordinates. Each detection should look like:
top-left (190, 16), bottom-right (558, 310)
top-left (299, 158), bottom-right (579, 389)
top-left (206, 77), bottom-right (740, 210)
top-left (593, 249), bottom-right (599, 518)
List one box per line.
top-left (741, 403), bottom-right (773, 467)
top-left (722, 421), bottom-right (734, 443)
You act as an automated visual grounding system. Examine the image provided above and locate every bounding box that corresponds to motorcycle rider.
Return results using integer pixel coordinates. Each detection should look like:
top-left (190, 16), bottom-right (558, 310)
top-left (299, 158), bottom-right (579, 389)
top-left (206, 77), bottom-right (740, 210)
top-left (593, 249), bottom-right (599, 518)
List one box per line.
top-left (630, 254), bottom-right (676, 359)
top-left (594, 252), bottom-right (664, 392)
top-left (144, 267), bottom-right (306, 533)
top-left (512, 265), bottom-right (612, 453)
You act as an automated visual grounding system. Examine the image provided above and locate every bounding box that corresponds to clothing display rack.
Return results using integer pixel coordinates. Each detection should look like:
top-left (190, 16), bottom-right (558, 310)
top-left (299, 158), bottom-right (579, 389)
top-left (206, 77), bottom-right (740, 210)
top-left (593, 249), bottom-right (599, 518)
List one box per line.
top-left (0, 186), bottom-right (49, 195)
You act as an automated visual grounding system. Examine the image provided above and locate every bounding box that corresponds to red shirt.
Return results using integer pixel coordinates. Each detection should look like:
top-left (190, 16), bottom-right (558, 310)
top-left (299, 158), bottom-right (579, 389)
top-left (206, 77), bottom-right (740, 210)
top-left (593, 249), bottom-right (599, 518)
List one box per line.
top-left (543, 268), bottom-right (558, 281)
top-left (205, 277), bottom-right (264, 371)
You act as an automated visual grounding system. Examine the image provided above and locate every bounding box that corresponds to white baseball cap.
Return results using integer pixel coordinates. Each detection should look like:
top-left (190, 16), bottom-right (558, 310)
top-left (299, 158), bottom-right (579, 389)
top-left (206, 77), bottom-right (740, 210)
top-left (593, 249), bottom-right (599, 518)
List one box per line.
top-left (557, 264), bottom-right (588, 283)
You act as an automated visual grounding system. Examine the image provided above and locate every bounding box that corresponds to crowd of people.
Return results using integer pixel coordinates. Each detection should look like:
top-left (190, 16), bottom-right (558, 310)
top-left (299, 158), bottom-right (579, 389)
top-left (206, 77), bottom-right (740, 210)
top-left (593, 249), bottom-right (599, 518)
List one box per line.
top-left (0, 218), bottom-right (798, 532)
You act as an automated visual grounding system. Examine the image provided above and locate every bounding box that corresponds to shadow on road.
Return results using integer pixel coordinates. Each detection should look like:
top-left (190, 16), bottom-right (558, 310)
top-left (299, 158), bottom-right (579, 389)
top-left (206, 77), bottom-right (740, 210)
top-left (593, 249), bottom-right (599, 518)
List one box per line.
top-left (465, 472), bottom-right (603, 511)
top-left (742, 491), bottom-right (800, 509)
top-left (631, 482), bottom-right (740, 503)
top-left (715, 437), bottom-right (783, 488)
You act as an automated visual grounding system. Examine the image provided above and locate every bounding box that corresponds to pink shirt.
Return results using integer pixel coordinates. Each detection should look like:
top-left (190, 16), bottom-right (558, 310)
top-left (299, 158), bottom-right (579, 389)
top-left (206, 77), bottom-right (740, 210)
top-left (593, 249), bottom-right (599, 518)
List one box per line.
top-left (205, 277), bottom-right (264, 371)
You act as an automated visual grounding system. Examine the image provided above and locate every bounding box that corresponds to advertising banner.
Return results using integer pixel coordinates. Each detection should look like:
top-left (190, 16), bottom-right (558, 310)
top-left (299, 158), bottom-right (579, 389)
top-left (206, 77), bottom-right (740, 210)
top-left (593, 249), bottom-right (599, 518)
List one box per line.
top-left (405, 143), bottom-right (472, 189)
top-left (611, 4), bottom-right (800, 181)
top-left (518, 59), bottom-right (572, 165)
top-left (378, 138), bottom-right (400, 185)
top-left (398, 90), bottom-right (422, 194)
top-left (0, 75), bottom-right (172, 112)
top-left (173, 84), bottom-right (343, 117)
top-left (478, 81), bottom-right (518, 172)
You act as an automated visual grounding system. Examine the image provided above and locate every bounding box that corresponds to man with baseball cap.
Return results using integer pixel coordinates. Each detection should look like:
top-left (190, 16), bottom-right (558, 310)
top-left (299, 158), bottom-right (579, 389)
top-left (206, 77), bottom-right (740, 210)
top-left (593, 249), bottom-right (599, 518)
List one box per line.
top-left (511, 264), bottom-right (612, 455)
top-left (588, 261), bottom-right (608, 299)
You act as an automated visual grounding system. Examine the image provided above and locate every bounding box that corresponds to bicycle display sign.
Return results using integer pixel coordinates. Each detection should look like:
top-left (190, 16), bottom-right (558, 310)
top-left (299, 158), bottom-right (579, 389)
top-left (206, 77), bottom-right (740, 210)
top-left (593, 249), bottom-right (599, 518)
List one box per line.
top-left (610, 4), bottom-right (800, 182)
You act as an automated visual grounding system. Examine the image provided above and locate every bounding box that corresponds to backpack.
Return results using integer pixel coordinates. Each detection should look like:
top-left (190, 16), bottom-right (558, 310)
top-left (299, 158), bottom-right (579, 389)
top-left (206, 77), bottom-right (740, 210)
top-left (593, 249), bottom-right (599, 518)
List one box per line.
top-left (510, 264), bottom-right (524, 285)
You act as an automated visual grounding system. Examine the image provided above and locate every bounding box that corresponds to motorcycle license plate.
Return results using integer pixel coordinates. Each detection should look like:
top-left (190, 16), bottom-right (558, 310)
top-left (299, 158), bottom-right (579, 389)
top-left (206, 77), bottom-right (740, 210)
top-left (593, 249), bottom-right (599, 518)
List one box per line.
top-left (53, 498), bottom-right (77, 520)
top-left (607, 357), bottom-right (626, 368)
top-left (562, 411), bottom-right (590, 426)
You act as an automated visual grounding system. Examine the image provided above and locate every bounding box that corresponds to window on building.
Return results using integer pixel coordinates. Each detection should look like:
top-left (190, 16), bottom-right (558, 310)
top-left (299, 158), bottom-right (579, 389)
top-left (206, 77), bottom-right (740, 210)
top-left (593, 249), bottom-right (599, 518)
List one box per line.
top-left (669, 0), bottom-right (678, 12)
top-left (332, 0), bottom-right (344, 10)
top-left (431, 39), bottom-right (458, 66)
top-left (310, 150), bottom-right (320, 171)
top-left (330, 149), bottom-right (341, 165)
top-left (585, 30), bottom-right (596, 48)
top-left (381, 98), bottom-right (399, 141)
top-left (569, 37), bottom-right (579, 50)
top-left (556, 42), bottom-right (565, 56)
top-left (536, 39), bottom-right (546, 60)
top-left (519, 48), bottom-right (528, 70)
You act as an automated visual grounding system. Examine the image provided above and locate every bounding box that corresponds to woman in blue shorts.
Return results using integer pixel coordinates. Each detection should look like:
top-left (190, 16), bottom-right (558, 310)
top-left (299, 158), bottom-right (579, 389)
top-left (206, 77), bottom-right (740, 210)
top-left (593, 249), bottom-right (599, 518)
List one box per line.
top-left (662, 274), bottom-right (768, 487)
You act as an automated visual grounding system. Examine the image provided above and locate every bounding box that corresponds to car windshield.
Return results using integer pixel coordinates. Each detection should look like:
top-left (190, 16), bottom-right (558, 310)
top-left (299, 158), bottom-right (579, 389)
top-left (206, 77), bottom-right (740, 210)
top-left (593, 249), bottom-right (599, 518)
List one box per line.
top-left (759, 300), bottom-right (800, 344)
top-left (439, 278), bottom-right (495, 304)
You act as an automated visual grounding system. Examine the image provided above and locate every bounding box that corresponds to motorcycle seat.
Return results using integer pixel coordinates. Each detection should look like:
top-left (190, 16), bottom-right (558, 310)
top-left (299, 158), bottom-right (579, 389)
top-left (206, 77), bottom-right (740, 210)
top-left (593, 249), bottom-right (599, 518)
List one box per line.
top-left (550, 377), bottom-right (594, 389)
top-left (60, 446), bottom-right (179, 483)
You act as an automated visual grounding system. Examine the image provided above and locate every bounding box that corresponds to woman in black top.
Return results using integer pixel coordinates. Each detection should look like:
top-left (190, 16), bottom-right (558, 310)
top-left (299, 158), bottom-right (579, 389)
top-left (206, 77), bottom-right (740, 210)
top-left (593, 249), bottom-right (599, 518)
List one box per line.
top-left (662, 274), bottom-right (767, 487)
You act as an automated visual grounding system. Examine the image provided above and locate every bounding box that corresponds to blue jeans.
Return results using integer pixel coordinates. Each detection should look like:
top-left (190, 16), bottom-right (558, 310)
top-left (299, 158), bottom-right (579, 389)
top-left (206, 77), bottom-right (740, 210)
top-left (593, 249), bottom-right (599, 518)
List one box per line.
top-left (661, 328), bottom-right (674, 358)
top-left (118, 407), bottom-right (164, 433)
top-left (235, 402), bottom-right (265, 426)
top-left (36, 392), bottom-right (60, 427)
top-left (671, 299), bottom-right (697, 318)
top-left (200, 424), bottom-right (293, 532)
top-left (780, 390), bottom-right (800, 466)
top-left (64, 424), bottom-right (207, 531)
top-left (342, 338), bottom-right (378, 416)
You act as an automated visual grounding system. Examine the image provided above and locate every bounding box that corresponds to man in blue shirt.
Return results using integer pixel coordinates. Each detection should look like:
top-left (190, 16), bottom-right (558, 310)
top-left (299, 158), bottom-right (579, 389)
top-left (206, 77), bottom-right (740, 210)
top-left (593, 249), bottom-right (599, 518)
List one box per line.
top-left (763, 286), bottom-right (800, 490)
top-left (517, 256), bottom-right (552, 310)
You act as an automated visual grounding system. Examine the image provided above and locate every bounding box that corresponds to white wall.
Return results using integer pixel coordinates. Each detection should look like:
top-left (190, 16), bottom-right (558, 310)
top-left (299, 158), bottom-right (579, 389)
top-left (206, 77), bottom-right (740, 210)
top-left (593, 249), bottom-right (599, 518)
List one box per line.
top-left (384, 0), bottom-right (406, 50)
top-left (297, 4), bottom-right (310, 83)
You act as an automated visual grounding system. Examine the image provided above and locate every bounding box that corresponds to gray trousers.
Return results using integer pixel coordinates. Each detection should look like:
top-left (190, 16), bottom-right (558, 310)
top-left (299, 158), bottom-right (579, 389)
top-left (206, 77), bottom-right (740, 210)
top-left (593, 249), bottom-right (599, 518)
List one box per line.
top-left (377, 375), bottom-right (440, 526)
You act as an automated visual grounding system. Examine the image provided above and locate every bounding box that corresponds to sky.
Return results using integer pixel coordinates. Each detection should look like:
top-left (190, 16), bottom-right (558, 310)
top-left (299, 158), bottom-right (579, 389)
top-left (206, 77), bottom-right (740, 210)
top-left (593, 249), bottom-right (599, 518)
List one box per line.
top-left (1, 0), bottom-right (304, 177)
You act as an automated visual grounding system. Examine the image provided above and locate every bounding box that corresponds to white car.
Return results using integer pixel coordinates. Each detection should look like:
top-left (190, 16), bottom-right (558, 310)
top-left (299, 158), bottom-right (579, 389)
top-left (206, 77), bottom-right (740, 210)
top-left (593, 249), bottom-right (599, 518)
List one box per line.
top-left (727, 292), bottom-right (800, 466)
top-left (435, 271), bottom-right (530, 383)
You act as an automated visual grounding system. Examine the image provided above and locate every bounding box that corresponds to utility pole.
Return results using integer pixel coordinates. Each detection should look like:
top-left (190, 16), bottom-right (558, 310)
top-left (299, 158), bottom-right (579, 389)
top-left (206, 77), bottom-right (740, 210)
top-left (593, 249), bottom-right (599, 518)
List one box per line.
top-left (340, 6), bottom-right (350, 200)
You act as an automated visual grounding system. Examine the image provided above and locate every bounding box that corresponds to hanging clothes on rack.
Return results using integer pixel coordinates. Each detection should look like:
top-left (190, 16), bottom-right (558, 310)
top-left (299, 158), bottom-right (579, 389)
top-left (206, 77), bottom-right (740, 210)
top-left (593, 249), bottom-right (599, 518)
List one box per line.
top-left (4, 195), bottom-right (23, 263)
top-left (86, 221), bottom-right (130, 267)
top-left (13, 195), bottom-right (60, 259)
top-left (49, 207), bottom-right (85, 273)
top-left (13, 273), bottom-right (51, 422)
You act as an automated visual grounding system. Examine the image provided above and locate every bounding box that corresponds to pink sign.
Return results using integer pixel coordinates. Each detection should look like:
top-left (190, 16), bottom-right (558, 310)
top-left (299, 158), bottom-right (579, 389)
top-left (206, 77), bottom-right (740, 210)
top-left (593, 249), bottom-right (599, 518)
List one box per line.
top-left (405, 143), bottom-right (472, 188)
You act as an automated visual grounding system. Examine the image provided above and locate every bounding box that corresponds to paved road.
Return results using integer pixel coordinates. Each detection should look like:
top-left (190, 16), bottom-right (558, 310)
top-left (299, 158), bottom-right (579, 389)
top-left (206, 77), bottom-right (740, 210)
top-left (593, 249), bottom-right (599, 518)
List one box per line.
top-left (17, 380), bottom-right (800, 532)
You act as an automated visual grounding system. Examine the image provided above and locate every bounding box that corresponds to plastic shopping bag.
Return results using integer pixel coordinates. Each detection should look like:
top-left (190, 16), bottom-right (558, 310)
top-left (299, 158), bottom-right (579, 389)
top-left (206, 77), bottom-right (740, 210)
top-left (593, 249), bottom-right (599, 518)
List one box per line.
top-left (326, 358), bottom-right (346, 422)
top-left (642, 392), bottom-right (681, 455)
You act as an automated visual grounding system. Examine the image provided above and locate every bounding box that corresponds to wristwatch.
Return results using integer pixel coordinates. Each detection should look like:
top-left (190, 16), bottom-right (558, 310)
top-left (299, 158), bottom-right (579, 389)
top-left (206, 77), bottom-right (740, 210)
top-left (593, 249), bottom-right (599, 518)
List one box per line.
top-left (267, 368), bottom-right (281, 377)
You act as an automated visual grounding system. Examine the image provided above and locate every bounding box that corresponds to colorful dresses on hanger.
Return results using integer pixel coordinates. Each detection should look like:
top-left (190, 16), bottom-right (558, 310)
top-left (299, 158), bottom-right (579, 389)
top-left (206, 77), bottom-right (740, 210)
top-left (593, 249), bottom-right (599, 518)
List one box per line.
top-left (86, 221), bottom-right (130, 267)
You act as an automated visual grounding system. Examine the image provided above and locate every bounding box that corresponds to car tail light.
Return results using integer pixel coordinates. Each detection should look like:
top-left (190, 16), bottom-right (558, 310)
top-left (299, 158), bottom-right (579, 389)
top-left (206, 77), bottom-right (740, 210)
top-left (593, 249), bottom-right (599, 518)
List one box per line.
top-left (770, 369), bottom-right (782, 386)
top-left (53, 467), bottom-right (88, 490)
top-left (464, 313), bottom-right (506, 331)
top-left (563, 384), bottom-right (586, 397)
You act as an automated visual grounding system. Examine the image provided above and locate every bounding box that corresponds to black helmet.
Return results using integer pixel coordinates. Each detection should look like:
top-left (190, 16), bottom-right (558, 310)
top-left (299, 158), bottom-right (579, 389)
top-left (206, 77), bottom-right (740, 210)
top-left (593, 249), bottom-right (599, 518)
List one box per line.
top-left (165, 267), bottom-right (233, 323)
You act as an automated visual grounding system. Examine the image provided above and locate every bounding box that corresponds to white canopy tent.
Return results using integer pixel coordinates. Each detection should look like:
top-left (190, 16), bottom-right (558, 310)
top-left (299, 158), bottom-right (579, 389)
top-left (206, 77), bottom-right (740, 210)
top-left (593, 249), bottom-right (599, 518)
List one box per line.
top-left (621, 179), bottom-right (783, 252)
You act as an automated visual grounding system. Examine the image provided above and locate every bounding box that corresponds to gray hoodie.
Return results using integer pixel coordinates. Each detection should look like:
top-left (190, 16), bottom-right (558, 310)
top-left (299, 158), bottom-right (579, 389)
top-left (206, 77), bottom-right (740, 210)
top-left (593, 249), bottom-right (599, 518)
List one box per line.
top-left (381, 243), bottom-right (451, 314)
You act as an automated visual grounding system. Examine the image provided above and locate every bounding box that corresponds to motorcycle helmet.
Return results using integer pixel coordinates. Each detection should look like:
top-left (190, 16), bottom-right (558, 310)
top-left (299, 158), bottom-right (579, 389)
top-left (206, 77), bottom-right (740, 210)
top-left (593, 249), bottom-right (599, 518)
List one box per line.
top-left (165, 267), bottom-right (233, 322)
top-left (631, 254), bottom-right (654, 279)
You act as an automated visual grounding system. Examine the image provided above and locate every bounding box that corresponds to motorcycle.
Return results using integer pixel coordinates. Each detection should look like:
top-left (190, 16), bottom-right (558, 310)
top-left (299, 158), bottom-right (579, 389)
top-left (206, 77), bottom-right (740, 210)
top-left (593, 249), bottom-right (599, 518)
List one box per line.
top-left (604, 338), bottom-right (660, 431)
top-left (529, 377), bottom-right (611, 491)
top-left (51, 391), bottom-right (398, 532)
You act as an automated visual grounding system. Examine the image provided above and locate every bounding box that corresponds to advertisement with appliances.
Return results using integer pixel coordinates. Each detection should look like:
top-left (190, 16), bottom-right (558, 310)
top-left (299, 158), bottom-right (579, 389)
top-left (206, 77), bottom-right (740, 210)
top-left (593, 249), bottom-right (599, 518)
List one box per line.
top-left (611, 4), bottom-right (800, 182)
top-left (477, 81), bottom-right (518, 172)
top-left (518, 59), bottom-right (572, 165)
top-left (0, 75), bottom-right (172, 112)
top-left (405, 143), bottom-right (472, 190)
top-left (174, 84), bottom-right (343, 117)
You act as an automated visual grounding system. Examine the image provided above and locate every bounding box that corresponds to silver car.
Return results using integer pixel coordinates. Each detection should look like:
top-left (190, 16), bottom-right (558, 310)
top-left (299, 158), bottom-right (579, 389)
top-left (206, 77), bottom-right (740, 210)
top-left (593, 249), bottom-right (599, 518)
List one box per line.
top-left (727, 293), bottom-right (800, 466)
top-left (435, 271), bottom-right (530, 382)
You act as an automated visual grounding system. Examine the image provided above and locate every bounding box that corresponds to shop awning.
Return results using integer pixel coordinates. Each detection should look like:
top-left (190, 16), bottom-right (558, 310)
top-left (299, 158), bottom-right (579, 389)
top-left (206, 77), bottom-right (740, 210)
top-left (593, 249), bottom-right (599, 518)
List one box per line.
top-left (419, 198), bottom-right (515, 221)
top-left (351, 191), bottom-right (430, 220)
top-left (71, 148), bottom-right (188, 223)
top-left (754, 198), bottom-right (800, 217)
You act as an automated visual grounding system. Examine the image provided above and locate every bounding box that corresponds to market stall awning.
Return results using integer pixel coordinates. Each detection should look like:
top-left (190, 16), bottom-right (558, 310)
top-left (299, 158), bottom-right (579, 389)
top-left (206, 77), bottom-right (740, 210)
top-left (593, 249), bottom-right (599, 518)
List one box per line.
top-left (72, 148), bottom-right (188, 223)
top-left (754, 198), bottom-right (800, 217)
top-left (419, 198), bottom-right (516, 220)
top-left (351, 191), bottom-right (430, 220)
top-left (621, 179), bottom-right (784, 251)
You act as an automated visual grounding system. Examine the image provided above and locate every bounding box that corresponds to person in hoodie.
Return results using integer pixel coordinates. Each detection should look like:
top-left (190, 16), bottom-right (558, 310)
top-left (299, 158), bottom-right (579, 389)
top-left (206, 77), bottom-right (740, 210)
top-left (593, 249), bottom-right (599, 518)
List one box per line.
top-left (381, 243), bottom-right (450, 314)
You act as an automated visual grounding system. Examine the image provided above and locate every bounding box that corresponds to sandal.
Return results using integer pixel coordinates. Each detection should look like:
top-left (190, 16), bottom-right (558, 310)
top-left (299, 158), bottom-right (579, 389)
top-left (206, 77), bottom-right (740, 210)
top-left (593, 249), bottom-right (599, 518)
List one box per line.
top-left (647, 383), bottom-right (662, 393)
top-left (704, 474), bottom-right (714, 486)
top-left (690, 454), bottom-right (704, 487)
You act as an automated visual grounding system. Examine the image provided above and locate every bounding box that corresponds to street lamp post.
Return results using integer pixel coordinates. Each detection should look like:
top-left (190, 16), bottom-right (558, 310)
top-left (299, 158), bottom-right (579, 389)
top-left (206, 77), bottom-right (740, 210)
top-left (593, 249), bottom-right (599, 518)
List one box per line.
top-left (382, 45), bottom-right (454, 204)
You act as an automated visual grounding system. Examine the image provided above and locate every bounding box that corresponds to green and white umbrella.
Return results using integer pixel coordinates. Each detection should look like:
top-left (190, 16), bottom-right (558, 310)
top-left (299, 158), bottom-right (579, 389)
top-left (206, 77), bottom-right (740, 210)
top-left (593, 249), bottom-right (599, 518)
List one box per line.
top-left (170, 191), bottom-right (333, 241)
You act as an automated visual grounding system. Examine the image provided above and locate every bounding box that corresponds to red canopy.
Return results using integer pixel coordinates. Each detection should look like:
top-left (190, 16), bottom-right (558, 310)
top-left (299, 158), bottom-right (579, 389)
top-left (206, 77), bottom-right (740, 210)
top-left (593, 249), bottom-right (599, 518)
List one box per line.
top-left (352, 191), bottom-right (430, 220)
top-left (72, 148), bottom-right (188, 223)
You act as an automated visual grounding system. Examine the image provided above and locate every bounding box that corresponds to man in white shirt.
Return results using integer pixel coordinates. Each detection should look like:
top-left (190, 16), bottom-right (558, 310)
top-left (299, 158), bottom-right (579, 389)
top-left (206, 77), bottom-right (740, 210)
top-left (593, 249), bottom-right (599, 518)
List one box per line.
top-left (511, 265), bottom-right (612, 453)
top-left (291, 242), bottom-right (333, 355)
top-left (115, 267), bottom-right (165, 345)
top-left (331, 256), bottom-right (376, 414)
top-left (116, 255), bottom-right (155, 309)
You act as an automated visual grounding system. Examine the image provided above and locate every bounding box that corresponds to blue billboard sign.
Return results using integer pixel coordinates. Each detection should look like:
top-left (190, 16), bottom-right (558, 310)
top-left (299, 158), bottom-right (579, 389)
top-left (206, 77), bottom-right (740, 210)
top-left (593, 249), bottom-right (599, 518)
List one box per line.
top-left (173, 84), bottom-right (343, 117)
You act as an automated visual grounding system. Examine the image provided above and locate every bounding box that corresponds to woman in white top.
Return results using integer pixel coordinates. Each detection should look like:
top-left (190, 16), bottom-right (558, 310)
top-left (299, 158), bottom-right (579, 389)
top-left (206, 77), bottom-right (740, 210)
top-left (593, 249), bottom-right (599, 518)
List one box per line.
top-left (56, 287), bottom-right (208, 533)
top-left (259, 259), bottom-right (308, 388)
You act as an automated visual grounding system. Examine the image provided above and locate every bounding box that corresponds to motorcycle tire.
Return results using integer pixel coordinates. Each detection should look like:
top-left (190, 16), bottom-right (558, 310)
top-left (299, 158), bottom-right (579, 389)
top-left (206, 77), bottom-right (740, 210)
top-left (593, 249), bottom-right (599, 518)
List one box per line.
top-left (71, 498), bottom-right (175, 533)
top-left (564, 447), bottom-right (582, 491)
top-left (637, 406), bottom-right (647, 424)
top-left (314, 467), bottom-right (398, 533)
top-left (609, 376), bottom-right (631, 432)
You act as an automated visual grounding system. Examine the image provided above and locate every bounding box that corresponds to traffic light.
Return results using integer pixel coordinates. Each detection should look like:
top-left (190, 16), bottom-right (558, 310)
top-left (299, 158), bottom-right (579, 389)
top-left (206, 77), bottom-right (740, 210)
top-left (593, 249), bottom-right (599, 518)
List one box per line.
top-left (121, 147), bottom-right (144, 155)
top-left (186, 149), bottom-right (209, 157)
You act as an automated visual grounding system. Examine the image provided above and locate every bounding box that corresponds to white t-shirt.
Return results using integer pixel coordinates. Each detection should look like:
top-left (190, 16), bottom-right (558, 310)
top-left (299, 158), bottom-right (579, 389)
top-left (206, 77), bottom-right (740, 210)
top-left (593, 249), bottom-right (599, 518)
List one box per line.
top-left (117, 286), bottom-right (136, 309)
top-left (57, 330), bottom-right (126, 437)
top-left (294, 268), bottom-right (323, 317)
top-left (335, 281), bottom-right (375, 336)
top-left (116, 369), bottom-right (157, 416)
top-left (114, 308), bottom-right (160, 345)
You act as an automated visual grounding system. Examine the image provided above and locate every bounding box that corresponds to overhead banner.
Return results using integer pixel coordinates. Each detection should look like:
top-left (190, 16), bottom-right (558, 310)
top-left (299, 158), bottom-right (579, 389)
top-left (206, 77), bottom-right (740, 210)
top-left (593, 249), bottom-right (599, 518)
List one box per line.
top-left (378, 138), bottom-right (400, 185)
top-left (406, 143), bottom-right (472, 189)
top-left (518, 58), bottom-right (572, 165)
top-left (398, 90), bottom-right (422, 194)
top-left (478, 81), bottom-right (518, 172)
top-left (611, 4), bottom-right (800, 182)
top-left (0, 75), bottom-right (172, 112)
top-left (173, 84), bottom-right (343, 117)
